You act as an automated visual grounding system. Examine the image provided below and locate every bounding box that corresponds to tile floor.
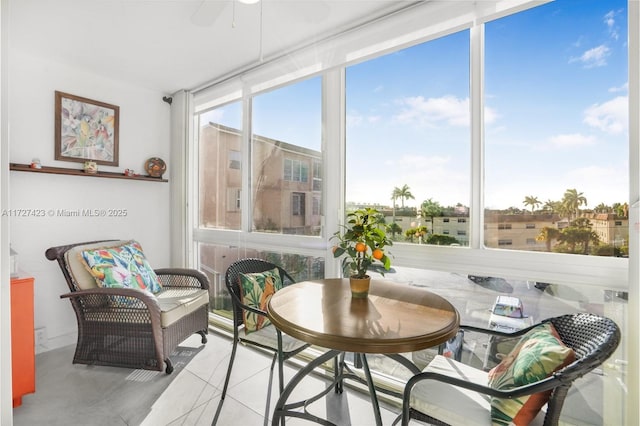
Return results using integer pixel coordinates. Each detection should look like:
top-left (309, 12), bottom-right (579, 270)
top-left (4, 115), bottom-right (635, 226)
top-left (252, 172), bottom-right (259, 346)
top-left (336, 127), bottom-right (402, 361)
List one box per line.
top-left (13, 330), bottom-right (404, 426)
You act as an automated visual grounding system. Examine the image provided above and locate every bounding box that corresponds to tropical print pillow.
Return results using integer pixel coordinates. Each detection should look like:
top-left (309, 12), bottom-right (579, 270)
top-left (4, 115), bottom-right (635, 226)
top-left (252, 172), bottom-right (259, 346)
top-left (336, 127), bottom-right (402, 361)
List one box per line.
top-left (488, 323), bottom-right (576, 425)
top-left (238, 267), bottom-right (283, 333)
top-left (80, 240), bottom-right (163, 294)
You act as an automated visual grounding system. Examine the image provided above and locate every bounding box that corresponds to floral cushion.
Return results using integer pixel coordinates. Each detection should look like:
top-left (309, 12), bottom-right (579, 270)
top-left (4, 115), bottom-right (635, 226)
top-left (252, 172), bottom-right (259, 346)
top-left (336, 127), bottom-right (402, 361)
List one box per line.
top-left (238, 268), bottom-right (283, 333)
top-left (488, 323), bottom-right (576, 425)
top-left (79, 240), bottom-right (163, 294)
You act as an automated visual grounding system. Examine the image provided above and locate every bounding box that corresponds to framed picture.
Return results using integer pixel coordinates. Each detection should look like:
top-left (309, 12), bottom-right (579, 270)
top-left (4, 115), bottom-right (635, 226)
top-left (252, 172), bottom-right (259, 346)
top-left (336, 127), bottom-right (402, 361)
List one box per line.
top-left (55, 91), bottom-right (119, 166)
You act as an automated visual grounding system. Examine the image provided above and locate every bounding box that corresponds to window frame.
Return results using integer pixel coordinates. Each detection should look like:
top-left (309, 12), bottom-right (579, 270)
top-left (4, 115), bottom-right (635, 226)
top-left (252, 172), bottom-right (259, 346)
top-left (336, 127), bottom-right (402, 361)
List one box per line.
top-left (191, 3), bottom-right (630, 291)
top-left (187, 1), bottom-right (637, 420)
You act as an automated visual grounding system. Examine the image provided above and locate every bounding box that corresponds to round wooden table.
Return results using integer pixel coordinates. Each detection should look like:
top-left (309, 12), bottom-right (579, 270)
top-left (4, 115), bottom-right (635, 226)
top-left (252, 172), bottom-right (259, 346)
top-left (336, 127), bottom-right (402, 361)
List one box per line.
top-left (268, 278), bottom-right (460, 425)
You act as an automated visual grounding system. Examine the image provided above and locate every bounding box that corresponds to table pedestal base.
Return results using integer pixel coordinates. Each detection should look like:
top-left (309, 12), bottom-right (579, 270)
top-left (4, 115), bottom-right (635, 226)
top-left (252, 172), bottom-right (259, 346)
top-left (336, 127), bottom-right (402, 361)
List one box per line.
top-left (271, 350), bottom-right (421, 426)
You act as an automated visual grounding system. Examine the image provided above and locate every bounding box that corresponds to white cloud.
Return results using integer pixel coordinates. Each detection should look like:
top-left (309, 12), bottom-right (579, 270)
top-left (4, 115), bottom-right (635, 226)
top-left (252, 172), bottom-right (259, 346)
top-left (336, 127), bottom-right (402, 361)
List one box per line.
top-left (609, 82), bottom-right (628, 93)
top-left (346, 112), bottom-right (382, 127)
top-left (347, 153), bottom-right (469, 207)
top-left (570, 44), bottom-right (610, 68)
top-left (394, 95), bottom-right (470, 127)
top-left (583, 96), bottom-right (628, 134)
top-left (563, 165), bottom-right (628, 207)
top-left (549, 133), bottom-right (596, 148)
top-left (604, 10), bottom-right (621, 40)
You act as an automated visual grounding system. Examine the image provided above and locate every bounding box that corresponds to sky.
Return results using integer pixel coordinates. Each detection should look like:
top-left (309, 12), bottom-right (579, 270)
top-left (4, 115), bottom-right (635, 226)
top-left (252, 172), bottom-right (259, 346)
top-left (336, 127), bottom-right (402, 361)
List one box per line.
top-left (203, 0), bottom-right (629, 211)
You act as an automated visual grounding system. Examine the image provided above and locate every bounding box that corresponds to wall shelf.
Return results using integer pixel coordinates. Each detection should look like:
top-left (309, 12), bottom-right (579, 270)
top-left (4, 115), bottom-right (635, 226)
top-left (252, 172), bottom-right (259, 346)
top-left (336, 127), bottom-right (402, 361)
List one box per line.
top-left (9, 163), bottom-right (168, 182)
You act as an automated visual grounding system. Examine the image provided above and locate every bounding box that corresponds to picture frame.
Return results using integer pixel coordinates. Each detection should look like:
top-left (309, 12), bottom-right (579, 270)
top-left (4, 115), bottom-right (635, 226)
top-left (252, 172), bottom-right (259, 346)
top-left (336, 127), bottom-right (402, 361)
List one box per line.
top-left (55, 91), bottom-right (119, 166)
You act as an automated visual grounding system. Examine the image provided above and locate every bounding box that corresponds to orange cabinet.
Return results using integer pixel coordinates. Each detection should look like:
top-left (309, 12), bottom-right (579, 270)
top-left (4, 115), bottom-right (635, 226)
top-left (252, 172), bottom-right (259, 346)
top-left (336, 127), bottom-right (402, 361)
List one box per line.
top-left (10, 276), bottom-right (35, 407)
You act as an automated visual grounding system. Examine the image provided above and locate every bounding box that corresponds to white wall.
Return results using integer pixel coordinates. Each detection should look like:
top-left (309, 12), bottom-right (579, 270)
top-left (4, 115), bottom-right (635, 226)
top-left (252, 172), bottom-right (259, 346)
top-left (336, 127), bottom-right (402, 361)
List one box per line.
top-left (8, 48), bottom-right (172, 352)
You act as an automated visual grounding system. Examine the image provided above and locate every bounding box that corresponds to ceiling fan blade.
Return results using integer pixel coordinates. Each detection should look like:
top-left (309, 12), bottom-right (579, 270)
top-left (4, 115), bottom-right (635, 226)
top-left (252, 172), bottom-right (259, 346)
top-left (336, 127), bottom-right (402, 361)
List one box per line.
top-left (190, 0), bottom-right (229, 27)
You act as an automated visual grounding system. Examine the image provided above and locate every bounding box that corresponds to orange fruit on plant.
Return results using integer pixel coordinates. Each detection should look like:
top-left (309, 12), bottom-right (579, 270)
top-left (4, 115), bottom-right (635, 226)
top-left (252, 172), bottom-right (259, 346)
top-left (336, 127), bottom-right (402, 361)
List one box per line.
top-left (372, 248), bottom-right (383, 260)
top-left (355, 242), bottom-right (367, 252)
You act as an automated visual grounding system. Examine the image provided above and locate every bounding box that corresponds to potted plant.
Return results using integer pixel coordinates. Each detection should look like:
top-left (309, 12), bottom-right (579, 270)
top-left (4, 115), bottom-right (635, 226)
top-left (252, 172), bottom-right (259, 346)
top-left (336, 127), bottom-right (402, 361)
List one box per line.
top-left (331, 207), bottom-right (393, 297)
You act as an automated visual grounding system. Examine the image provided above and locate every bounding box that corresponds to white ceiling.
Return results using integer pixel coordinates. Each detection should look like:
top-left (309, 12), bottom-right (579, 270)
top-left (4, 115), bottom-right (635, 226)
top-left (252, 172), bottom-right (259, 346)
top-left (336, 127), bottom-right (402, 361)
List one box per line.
top-left (9, 0), bottom-right (418, 95)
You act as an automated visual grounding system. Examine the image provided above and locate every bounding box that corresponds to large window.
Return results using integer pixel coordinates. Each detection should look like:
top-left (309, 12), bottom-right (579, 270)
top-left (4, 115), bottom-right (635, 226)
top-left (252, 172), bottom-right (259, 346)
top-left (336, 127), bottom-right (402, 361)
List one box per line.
top-left (484, 0), bottom-right (629, 257)
top-left (198, 101), bottom-right (243, 230)
top-left (346, 30), bottom-right (471, 247)
top-left (191, 1), bottom-right (633, 422)
top-left (251, 77), bottom-right (323, 235)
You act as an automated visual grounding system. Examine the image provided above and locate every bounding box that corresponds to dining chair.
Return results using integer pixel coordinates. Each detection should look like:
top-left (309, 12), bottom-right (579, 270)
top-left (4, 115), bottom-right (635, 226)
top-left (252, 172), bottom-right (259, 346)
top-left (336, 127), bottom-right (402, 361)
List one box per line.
top-left (212, 258), bottom-right (312, 426)
top-left (397, 313), bottom-right (620, 426)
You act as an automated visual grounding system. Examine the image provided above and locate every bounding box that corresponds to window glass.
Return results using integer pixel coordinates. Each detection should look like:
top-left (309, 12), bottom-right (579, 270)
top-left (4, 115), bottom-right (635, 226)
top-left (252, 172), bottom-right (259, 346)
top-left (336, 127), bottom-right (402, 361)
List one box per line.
top-left (198, 101), bottom-right (243, 230)
top-left (346, 31), bottom-right (470, 246)
top-left (251, 77), bottom-right (322, 235)
top-left (200, 243), bottom-right (325, 316)
top-left (381, 266), bottom-right (626, 426)
top-left (484, 0), bottom-right (628, 257)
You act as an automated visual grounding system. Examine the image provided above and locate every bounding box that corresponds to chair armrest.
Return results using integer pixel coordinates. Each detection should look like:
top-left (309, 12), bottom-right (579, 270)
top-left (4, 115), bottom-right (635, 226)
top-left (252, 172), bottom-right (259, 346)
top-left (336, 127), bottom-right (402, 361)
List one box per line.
top-left (60, 287), bottom-right (162, 323)
top-left (460, 323), bottom-right (535, 339)
top-left (154, 268), bottom-right (210, 290)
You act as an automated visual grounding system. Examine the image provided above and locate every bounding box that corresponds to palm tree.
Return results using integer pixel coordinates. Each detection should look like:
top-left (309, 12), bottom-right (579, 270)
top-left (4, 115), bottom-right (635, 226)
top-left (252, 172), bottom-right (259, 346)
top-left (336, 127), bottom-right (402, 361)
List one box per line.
top-left (562, 188), bottom-right (587, 220)
top-left (594, 203), bottom-right (610, 214)
top-left (542, 199), bottom-right (561, 214)
top-left (523, 195), bottom-right (541, 214)
top-left (420, 198), bottom-right (443, 234)
top-left (393, 184), bottom-right (415, 209)
top-left (558, 218), bottom-right (599, 254)
top-left (390, 188), bottom-right (400, 232)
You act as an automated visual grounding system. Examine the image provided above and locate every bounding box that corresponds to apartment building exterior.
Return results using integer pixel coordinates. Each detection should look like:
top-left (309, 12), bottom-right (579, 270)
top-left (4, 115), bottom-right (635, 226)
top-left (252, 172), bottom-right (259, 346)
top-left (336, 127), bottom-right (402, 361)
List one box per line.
top-left (199, 122), bottom-right (322, 235)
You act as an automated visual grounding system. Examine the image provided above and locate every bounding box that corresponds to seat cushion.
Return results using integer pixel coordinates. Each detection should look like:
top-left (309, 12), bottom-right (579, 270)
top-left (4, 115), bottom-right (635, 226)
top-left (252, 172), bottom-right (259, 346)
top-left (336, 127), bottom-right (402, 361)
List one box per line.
top-left (411, 355), bottom-right (493, 426)
top-left (156, 288), bottom-right (209, 327)
top-left (412, 355), bottom-right (548, 426)
top-left (488, 323), bottom-right (576, 425)
top-left (238, 267), bottom-right (283, 333)
top-left (79, 240), bottom-right (163, 294)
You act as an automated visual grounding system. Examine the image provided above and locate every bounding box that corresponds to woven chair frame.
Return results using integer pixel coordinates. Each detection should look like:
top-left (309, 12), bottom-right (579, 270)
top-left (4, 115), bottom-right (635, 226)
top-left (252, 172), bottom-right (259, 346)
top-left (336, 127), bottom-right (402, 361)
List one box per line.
top-left (402, 312), bottom-right (621, 426)
top-left (46, 240), bottom-right (210, 374)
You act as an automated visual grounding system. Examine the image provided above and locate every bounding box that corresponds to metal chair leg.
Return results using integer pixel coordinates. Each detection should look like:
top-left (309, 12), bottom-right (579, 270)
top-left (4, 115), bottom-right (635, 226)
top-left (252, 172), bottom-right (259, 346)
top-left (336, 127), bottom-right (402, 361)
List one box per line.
top-left (212, 337), bottom-right (239, 425)
top-left (264, 353), bottom-right (278, 426)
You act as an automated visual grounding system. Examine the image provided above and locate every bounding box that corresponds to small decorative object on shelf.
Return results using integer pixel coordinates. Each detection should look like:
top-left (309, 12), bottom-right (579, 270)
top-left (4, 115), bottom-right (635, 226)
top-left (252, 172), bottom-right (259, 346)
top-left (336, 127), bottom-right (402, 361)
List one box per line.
top-left (124, 168), bottom-right (135, 177)
top-left (30, 158), bottom-right (42, 169)
top-left (145, 157), bottom-right (166, 178)
top-left (331, 207), bottom-right (393, 298)
top-left (83, 161), bottom-right (98, 174)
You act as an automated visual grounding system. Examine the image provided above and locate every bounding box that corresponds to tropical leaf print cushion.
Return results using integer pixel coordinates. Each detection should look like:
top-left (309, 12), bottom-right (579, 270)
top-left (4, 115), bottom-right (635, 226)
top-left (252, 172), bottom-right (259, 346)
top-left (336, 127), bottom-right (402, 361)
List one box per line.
top-left (238, 268), bottom-right (283, 333)
top-left (80, 240), bottom-right (163, 294)
top-left (487, 323), bottom-right (576, 425)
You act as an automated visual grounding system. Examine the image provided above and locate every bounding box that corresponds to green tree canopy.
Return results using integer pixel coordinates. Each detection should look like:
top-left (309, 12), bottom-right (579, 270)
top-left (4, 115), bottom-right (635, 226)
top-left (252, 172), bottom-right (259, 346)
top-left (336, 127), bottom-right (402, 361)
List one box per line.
top-left (523, 195), bottom-right (541, 213)
top-left (562, 188), bottom-right (587, 220)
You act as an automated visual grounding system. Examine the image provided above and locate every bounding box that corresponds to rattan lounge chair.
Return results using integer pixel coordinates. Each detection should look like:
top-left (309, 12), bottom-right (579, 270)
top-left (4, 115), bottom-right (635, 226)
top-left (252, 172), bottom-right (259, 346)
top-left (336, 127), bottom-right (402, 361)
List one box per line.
top-left (398, 313), bottom-right (621, 426)
top-left (213, 258), bottom-right (312, 426)
top-left (46, 240), bottom-right (210, 374)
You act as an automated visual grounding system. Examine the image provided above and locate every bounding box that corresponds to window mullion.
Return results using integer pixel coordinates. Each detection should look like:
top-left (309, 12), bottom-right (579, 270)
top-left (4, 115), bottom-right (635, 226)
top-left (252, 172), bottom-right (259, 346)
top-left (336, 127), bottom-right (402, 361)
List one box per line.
top-left (241, 93), bottom-right (252, 233)
top-left (470, 23), bottom-right (484, 250)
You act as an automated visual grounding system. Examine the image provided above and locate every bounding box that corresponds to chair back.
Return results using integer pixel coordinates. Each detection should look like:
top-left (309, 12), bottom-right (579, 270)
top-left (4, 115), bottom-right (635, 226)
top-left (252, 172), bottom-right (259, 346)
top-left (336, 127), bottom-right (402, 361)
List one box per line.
top-left (225, 258), bottom-right (295, 328)
top-left (45, 240), bottom-right (121, 292)
top-left (542, 313), bottom-right (621, 424)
